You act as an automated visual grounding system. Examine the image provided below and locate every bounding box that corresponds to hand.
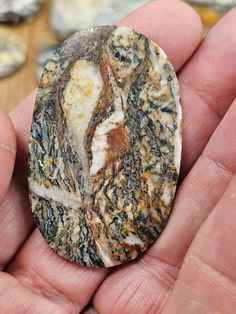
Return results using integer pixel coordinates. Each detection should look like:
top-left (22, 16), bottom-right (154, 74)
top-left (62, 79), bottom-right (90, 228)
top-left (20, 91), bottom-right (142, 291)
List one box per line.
top-left (1, 0), bottom-right (236, 313)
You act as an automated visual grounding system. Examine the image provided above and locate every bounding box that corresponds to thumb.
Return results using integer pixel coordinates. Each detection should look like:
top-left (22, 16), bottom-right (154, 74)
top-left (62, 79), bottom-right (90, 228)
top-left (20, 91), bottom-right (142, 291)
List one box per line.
top-left (0, 109), bottom-right (16, 204)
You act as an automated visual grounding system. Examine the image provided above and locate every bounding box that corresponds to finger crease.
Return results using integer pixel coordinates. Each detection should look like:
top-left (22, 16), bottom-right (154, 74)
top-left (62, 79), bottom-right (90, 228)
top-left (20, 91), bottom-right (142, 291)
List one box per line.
top-left (201, 153), bottom-right (235, 177)
top-left (181, 81), bottom-right (224, 121)
top-left (142, 254), bottom-right (179, 288)
top-left (189, 254), bottom-right (236, 295)
top-left (0, 143), bottom-right (16, 155)
top-left (13, 267), bottom-right (83, 313)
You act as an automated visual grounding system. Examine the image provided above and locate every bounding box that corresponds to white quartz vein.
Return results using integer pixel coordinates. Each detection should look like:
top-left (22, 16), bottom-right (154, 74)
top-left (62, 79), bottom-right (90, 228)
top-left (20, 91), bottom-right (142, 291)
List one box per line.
top-left (90, 67), bottom-right (126, 176)
top-left (63, 59), bottom-right (104, 191)
top-left (30, 180), bottom-right (82, 209)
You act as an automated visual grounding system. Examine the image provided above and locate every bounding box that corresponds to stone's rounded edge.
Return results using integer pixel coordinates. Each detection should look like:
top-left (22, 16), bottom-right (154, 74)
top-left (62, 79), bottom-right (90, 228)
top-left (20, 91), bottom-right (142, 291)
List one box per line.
top-left (156, 45), bottom-right (182, 175)
top-left (29, 25), bottom-right (182, 268)
top-left (0, 27), bottom-right (27, 78)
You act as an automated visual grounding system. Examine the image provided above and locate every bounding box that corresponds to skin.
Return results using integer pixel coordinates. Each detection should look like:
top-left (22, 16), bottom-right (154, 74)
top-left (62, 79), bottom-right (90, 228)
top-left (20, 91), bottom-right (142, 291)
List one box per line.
top-left (0, 0), bottom-right (236, 312)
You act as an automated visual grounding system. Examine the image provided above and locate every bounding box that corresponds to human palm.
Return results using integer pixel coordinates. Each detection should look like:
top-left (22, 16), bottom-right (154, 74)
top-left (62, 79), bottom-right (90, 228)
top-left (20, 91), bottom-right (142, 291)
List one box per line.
top-left (1, 0), bottom-right (236, 313)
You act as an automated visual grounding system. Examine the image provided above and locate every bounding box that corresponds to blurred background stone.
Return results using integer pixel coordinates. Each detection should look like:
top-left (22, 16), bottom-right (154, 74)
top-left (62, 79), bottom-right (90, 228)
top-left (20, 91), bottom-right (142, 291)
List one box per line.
top-left (185, 0), bottom-right (236, 32)
top-left (51, 0), bottom-right (150, 40)
top-left (0, 0), bottom-right (42, 24)
top-left (0, 27), bottom-right (26, 78)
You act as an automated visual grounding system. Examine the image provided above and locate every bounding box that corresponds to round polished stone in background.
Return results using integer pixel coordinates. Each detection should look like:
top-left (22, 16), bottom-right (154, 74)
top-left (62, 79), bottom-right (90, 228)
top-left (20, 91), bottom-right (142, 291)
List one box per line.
top-left (0, 27), bottom-right (26, 78)
top-left (29, 26), bottom-right (182, 267)
top-left (0, 0), bottom-right (42, 24)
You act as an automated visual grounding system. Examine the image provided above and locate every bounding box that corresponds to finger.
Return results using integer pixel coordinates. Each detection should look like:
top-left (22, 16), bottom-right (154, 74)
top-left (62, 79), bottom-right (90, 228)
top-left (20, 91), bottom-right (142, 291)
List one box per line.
top-left (163, 175), bottom-right (236, 313)
top-left (7, 230), bottom-right (109, 313)
top-left (0, 109), bottom-right (16, 203)
top-left (7, 0), bottom-right (203, 310)
top-left (0, 272), bottom-right (68, 313)
top-left (179, 7), bottom-right (236, 176)
top-left (0, 180), bottom-right (34, 270)
top-left (93, 97), bottom-right (236, 313)
top-left (9, 90), bottom-right (36, 159)
top-left (9, 90), bottom-right (36, 184)
top-left (94, 256), bottom-right (179, 314)
top-left (118, 0), bottom-right (202, 71)
top-left (152, 97), bottom-right (236, 268)
top-left (0, 93), bottom-right (35, 270)
top-left (0, 110), bottom-right (18, 269)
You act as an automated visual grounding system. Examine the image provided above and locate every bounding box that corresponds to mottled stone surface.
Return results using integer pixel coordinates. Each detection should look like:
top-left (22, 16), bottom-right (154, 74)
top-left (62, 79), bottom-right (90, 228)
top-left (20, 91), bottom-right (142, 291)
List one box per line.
top-left (0, 27), bottom-right (26, 78)
top-left (29, 26), bottom-right (182, 267)
top-left (51, 0), bottom-right (150, 40)
top-left (0, 0), bottom-right (42, 24)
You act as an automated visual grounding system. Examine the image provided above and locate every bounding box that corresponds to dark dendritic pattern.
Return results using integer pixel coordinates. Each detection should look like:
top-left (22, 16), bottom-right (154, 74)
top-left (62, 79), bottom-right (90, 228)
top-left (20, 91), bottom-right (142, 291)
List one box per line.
top-left (29, 26), bottom-right (182, 267)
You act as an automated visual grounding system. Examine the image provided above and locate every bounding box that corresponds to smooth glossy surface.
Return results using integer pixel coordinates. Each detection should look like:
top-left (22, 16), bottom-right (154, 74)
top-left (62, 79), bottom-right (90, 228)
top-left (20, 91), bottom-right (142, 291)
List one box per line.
top-left (29, 26), bottom-right (182, 267)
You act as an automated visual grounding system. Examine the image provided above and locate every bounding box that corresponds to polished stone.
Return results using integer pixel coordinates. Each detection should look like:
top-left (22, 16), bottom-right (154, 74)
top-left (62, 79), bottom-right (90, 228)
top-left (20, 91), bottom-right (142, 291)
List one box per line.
top-left (0, 0), bottom-right (42, 24)
top-left (51, 0), bottom-right (150, 40)
top-left (0, 27), bottom-right (26, 77)
top-left (29, 26), bottom-right (182, 267)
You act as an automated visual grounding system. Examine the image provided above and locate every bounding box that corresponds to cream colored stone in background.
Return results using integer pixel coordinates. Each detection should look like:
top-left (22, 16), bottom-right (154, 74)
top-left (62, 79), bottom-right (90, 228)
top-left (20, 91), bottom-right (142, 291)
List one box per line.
top-left (0, 0), bottom-right (42, 23)
top-left (0, 27), bottom-right (26, 78)
top-left (51, 0), bottom-right (150, 39)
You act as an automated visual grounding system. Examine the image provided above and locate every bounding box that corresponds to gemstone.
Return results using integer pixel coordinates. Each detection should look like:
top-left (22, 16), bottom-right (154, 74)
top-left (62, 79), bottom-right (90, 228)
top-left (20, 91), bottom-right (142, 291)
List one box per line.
top-left (0, 0), bottom-right (42, 24)
top-left (0, 27), bottom-right (26, 78)
top-left (29, 26), bottom-right (182, 267)
top-left (51, 0), bottom-right (150, 40)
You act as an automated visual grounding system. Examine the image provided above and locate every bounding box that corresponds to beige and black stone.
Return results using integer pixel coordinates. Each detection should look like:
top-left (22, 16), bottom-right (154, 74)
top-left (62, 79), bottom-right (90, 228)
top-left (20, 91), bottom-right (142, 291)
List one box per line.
top-left (0, 0), bottom-right (42, 24)
top-left (29, 26), bottom-right (182, 267)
